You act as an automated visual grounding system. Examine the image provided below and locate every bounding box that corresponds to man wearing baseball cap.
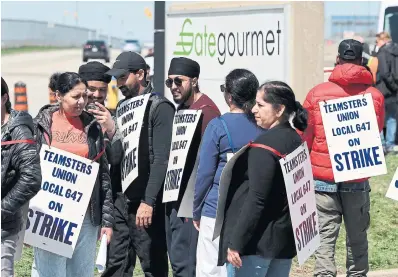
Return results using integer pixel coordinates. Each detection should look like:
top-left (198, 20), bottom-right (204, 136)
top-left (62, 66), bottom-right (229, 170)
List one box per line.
top-left (302, 39), bottom-right (385, 277)
top-left (102, 52), bottom-right (174, 277)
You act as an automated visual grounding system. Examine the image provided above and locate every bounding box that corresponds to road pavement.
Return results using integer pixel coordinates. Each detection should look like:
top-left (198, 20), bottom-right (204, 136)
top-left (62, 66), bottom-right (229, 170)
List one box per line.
top-left (2, 49), bottom-right (122, 117)
top-left (1, 44), bottom-right (338, 118)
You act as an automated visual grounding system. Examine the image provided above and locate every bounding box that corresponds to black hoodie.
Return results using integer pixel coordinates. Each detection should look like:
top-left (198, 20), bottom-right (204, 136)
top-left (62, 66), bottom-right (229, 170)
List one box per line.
top-left (376, 41), bottom-right (398, 103)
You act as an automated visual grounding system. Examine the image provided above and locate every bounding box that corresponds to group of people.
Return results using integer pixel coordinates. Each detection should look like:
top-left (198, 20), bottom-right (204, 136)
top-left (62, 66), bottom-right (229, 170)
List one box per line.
top-left (0, 36), bottom-right (394, 277)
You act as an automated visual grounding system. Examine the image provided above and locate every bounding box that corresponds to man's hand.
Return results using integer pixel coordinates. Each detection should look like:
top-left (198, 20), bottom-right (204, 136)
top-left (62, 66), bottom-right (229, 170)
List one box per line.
top-left (227, 248), bottom-right (242, 268)
top-left (193, 220), bottom-right (200, 231)
top-left (99, 227), bottom-right (113, 244)
top-left (88, 102), bottom-right (115, 139)
top-left (136, 202), bottom-right (153, 229)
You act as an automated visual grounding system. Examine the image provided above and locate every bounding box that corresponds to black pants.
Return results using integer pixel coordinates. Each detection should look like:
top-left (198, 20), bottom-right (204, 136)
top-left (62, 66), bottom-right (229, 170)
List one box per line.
top-left (165, 203), bottom-right (198, 277)
top-left (102, 193), bottom-right (168, 277)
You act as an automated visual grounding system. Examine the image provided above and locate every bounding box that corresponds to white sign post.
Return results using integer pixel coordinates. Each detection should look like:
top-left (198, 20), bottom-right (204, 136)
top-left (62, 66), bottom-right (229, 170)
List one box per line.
top-left (280, 142), bottom-right (320, 265)
top-left (165, 7), bottom-right (289, 114)
top-left (116, 94), bottom-right (151, 192)
top-left (320, 94), bottom-right (387, 182)
top-left (24, 145), bottom-right (99, 258)
top-left (386, 168), bottom-right (398, 201)
top-left (163, 109), bottom-right (202, 203)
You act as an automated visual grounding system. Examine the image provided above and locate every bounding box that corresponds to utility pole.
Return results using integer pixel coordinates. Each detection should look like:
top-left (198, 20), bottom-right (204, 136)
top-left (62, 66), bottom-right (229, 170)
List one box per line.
top-left (108, 15), bottom-right (112, 46)
top-left (154, 1), bottom-right (165, 96)
top-left (121, 19), bottom-right (124, 38)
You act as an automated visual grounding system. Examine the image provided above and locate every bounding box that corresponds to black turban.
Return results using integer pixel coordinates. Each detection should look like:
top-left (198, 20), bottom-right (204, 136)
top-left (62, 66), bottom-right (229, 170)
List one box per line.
top-left (168, 57), bottom-right (200, 78)
top-left (79, 61), bottom-right (112, 84)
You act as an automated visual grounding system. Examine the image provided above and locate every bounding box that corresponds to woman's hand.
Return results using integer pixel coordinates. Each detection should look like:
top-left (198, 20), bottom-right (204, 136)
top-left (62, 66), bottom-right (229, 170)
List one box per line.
top-left (227, 248), bottom-right (242, 268)
top-left (99, 227), bottom-right (113, 244)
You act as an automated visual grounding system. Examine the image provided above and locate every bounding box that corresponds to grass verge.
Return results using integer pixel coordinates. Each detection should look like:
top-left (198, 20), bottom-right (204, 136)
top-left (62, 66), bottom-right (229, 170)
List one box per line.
top-left (15, 155), bottom-right (398, 277)
top-left (1, 46), bottom-right (74, 56)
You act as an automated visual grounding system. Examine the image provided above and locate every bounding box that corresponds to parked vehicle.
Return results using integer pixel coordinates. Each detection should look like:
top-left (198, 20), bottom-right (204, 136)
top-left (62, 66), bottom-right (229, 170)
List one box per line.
top-left (378, 1), bottom-right (398, 42)
top-left (83, 40), bottom-right (110, 63)
top-left (122, 40), bottom-right (141, 53)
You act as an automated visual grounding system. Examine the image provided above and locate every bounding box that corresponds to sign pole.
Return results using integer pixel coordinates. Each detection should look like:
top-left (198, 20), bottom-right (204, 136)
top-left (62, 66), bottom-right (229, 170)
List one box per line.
top-left (154, 1), bottom-right (165, 96)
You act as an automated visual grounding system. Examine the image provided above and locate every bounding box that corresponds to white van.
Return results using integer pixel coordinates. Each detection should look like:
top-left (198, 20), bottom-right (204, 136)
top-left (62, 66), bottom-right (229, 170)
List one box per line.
top-left (378, 1), bottom-right (398, 42)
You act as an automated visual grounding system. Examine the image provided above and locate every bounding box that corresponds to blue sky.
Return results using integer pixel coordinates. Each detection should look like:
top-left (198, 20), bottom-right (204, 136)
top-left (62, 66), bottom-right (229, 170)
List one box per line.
top-left (1, 1), bottom-right (381, 42)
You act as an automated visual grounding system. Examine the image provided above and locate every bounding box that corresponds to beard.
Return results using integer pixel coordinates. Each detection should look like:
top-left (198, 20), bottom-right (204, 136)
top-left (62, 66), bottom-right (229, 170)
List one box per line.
top-left (173, 83), bottom-right (193, 105)
top-left (119, 82), bottom-right (140, 98)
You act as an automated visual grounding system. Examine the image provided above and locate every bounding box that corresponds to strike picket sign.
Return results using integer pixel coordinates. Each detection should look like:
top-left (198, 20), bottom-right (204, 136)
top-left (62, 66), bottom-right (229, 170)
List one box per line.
top-left (386, 168), bottom-right (398, 201)
top-left (116, 93), bottom-right (151, 192)
top-left (280, 142), bottom-right (320, 265)
top-left (320, 93), bottom-right (387, 182)
top-left (24, 145), bottom-right (99, 258)
top-left (163, 109), bottom-right (202, 203)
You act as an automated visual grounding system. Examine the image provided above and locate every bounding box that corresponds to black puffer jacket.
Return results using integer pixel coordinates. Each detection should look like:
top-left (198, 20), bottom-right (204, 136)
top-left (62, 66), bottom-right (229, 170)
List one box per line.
top-left (1, 110), bottom-right (42, 237)
top-left (34, 105), bottom-right (114, 228)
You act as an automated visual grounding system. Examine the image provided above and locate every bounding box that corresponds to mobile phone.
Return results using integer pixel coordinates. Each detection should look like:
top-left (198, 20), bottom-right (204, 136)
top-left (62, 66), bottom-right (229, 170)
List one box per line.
top-left (86, 103), bottom-right (98, 113)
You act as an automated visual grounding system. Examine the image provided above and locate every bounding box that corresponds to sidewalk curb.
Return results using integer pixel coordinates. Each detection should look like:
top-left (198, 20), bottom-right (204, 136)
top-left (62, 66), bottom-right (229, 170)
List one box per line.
top-left (337, 269), bottom-right (398, 277)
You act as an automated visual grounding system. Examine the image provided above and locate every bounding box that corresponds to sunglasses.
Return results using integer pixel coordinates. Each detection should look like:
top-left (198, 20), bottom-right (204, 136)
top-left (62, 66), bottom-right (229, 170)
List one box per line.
top-left (165, 77), bottom-right (183, 88)
top-left (220, 84), bottom-right (226, 92)
top-left (88, 86), bottom-right (108, 94)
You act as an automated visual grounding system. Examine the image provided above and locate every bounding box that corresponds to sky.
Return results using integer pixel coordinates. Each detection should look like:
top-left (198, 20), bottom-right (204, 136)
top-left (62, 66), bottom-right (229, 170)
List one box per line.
top-left (1, 1), bottom-right (382, 42)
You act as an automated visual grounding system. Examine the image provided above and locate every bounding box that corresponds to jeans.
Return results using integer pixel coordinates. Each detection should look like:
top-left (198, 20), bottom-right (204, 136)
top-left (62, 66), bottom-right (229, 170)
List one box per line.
top-left (31, 212), bottom-right (99, 277)
top-left (314, 188), bottom-right (370, 277)
top-left (226, 256), bottom-right (292, 277)
top-left (196, 216), bottom-right (227, 277)
top-left (381, 101), bottom-right (397, 149)
top-left (101, 193), bottom-right (133, 277)
top-left (165, 202), bottom-right (198, 277)
top-left (123, 200), bottom-right (169, 277)
top-left (1, 233), bottom-right (18, 277)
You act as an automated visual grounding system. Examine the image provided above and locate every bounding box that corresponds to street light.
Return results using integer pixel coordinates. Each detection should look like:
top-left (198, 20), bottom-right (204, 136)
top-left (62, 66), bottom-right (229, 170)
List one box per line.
top-left (75, 1), bottom-right (79, 26)
top-left (121, 19), bottom-right (124, 38)
top-left (108, 15), bottom-right (112, 46)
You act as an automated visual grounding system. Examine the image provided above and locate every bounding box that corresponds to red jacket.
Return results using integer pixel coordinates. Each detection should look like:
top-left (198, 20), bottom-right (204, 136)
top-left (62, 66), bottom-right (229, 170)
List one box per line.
top-left (302, 63), bottom-right (385, 183)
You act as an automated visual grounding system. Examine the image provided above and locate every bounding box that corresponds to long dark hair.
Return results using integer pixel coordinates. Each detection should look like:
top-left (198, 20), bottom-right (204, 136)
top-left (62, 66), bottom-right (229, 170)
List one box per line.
top-left (225, 69), bottom-right (259, 118)
top-left (56, 72), bottom-right (87, 95)
top-left (259, 81), bottom-right (308, 131)
top-left (1, 77), bottom-right (11, 114)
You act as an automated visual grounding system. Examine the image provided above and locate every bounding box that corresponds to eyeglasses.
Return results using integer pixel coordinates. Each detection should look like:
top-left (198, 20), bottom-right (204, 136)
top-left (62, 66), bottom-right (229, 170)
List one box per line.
top-left (87, 86), bottom-right (108, 94)
top-left (220, 84), bottom-right (226, 92)
top-left (165, 77), bottom-right (183, 88)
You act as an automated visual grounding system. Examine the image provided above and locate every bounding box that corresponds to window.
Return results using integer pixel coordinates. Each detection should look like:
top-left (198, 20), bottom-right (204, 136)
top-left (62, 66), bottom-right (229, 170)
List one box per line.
top-left (87, 40), bottom-right (106, 47)
top-left (384, 6), bottom-right (398, 43)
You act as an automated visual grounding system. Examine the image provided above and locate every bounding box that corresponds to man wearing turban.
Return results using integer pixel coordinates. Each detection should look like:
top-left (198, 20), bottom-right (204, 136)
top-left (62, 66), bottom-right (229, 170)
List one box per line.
top-left (165, 57), bottom-right (221, 277)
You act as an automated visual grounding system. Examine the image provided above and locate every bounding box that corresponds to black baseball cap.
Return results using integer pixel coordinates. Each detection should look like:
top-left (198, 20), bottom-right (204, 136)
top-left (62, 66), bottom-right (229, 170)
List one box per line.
top-left (338, 39), bottom-right (363, 60)
top-left (105, 52), bottom-right (147, 78)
